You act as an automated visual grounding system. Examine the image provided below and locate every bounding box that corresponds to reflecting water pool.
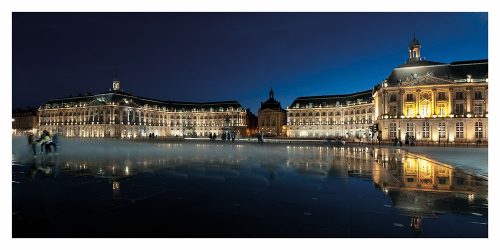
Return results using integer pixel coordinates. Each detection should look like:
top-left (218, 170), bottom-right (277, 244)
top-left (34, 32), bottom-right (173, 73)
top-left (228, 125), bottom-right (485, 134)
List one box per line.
top-left (12, 138), bottom-right (488, 237)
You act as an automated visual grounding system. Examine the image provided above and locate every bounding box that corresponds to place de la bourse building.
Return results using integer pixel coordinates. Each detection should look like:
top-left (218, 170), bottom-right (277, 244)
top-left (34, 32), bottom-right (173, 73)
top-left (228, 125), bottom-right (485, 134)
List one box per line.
top-left (373, 37), bottom-right (487, 143)
top-left (37, 37), bottom-right (487, 143)
top-left (286, 37), bottom-right (487, 143)
top-left (38, 79), bottom-right (248, 138)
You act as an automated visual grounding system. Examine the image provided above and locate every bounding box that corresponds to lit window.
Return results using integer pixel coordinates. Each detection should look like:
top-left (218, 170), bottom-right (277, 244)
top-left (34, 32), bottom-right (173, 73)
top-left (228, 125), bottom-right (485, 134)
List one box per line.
top-left (475, 121), bottom-right (483, 139)
top-left (420, 100), bottom-right (430, 117)
top-left (456, 122), bottom-right (464, 139)
top-left (474, 103), bottom-right (483, 116)
top-left (406, 122), bottom-right (414, 137)
top-left (389, 123), bottom-right (397, 139)
top-left (406, 104), bottom-right (414, 117)
top-left (422, 121), bottom-right (430, 138)
top-left (437, 103), bottom-right (447, 116)
top-left (438, 122), bottom-right (446, 138)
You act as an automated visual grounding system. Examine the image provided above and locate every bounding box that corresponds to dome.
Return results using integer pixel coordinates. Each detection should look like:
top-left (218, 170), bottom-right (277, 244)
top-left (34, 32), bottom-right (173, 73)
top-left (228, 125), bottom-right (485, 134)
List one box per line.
top-left (409, 36), bottom-right (421, 48)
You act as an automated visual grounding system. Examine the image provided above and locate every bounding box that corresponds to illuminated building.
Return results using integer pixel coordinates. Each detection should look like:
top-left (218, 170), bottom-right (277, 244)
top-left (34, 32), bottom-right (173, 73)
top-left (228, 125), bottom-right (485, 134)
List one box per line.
top-left (12, 107), bottom-right (39, 135)
top-left (38, 78), bottom-right (247, 138)
top-left (286, 90), bottom-right (374, 141)
top-left (258, 88), bottom-right (287, 136)
top-left (373, 36), bottom-right (488, 143)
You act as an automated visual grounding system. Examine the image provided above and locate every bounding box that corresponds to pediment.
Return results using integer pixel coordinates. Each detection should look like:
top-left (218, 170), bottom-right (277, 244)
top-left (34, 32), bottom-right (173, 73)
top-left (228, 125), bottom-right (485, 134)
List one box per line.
top-left (116, 98), bottom-right (141, 108)
top-left (87, 99), bottom-right (106, 106)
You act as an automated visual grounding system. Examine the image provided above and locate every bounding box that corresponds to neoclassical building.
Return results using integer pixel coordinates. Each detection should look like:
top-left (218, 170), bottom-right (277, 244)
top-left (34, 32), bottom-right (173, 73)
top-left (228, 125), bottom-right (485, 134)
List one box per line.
top-left (38, 78), bottom-right (248, 138)
top-left (373, 37), bottom-right (488, 143)
top-left (12, 107), bottom-right (38, 135)
top-left (258, 89), bottom-right (287, 136)
top-left (286, 90), bottom-right (374, 141)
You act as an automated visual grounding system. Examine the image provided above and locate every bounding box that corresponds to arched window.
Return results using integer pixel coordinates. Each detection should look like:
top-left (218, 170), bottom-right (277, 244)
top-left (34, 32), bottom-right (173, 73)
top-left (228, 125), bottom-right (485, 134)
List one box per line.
top-left (420, 100), bottom-right (430, 117)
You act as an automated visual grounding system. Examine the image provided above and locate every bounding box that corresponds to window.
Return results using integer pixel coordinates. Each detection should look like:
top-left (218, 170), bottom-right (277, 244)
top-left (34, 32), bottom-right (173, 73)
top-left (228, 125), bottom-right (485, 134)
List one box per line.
top-left (389, 123), bottom-right (397, 139)
top-left (406, 93), bottom-right (414, 102)
top-left (406, 104), bottom-right (414, 117)
top-left (455, 91), bottom-right (464, 100)
top-left (474, 91), bottom-right (482, 100)
top-left (437, 103), bottom-right (447, 116)
top-left (456, 122), bottom-right (464, 139)
top-left (438, 177), bottom-right (448, 185)
top-left (406, 122), bottom-right (414, 137)
top-left (389, 106), bottom-right (397, 116)
top-left (420, 100), bottom-right (430, 117)
top-left (475, 121), bottom-right (483, 139)
top-left (437, 92), bottom-right (446, 100)
top-left (455, 103), bottom-right (465, 116)
top-left (438, 122), bottom-right (446, 138)
top-left (422, 121), bottom-right (430, 138)
top-left (390, 94), bottom-right (397, 102)
top-left (474, 103), bottom-right (483, 116)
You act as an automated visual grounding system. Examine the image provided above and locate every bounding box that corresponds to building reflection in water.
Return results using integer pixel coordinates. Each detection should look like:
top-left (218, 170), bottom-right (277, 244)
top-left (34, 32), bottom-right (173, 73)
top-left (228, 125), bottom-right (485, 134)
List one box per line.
top-left (15, 143), bottom-right (487, 234)
top-left (372, 147), bottom-right (488, 234)
top-left (112, 181), bottom-right (120, 196)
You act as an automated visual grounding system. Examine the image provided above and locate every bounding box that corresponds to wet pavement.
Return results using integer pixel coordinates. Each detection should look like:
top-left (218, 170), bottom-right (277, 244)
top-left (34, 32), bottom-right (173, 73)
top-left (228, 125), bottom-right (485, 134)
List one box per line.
top-left (12, 138), bottom-right (488, 237)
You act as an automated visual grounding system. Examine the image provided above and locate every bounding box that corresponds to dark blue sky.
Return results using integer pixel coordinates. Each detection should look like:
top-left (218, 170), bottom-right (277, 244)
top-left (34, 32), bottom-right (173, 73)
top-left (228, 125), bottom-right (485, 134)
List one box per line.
top-left (13, 12), bottom-right (488, 113)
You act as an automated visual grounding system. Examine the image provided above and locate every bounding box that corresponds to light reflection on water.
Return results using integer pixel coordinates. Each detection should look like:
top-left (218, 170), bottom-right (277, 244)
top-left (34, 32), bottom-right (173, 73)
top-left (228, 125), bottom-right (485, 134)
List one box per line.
top-left (12, 138), bottom-right (488, 237)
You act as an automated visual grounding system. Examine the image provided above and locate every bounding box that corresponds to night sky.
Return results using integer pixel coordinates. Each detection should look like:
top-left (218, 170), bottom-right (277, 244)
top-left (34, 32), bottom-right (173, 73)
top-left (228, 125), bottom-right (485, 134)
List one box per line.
top-left (12, 12), bottom-right (487, 113)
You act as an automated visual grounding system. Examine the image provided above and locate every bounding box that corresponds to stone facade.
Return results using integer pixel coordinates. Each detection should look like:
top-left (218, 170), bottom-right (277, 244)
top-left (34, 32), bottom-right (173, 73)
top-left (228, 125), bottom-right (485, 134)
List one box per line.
top-left (372, 37), bottom-right (488, 143)
top-left (38, 79), bottom-right (247, 138)
top-left (258, 89), bottom-right (287, 136)
top-left (286, 90), bottom-right (374, 141)
top-left (12, 108), bottom-right (38, 135)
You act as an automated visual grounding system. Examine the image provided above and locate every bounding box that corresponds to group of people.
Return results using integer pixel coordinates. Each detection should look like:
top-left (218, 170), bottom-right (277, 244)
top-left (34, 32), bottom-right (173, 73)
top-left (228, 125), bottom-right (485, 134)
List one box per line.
top-left (392, 132), bottom-right (416, 147)
top-left (27, 130), bottom-right (59, 157)
top-left (208, 131), bottom-right (237, 142)
top-left (148, 133), bottom-right (158, 140)
top-left (404, 132), bottom-right (416, 147)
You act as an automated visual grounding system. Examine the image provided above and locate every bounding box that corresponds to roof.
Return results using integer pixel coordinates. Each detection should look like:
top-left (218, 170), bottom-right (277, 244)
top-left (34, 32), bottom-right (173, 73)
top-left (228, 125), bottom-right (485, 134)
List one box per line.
top-left (289, 89), bottom-right (373, 109)
top-left (44, 90), bottom-right (244, 111)
top-left (385, 59), bottom-right (488, 86)
top-left (259, 97), bottom-right (283, 111)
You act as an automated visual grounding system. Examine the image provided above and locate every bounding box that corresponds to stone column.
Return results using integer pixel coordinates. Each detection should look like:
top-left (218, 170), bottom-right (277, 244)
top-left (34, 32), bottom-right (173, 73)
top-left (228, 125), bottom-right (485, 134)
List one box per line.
top-left (382, 91), bottom-right (387, 115)
top-left (449, 88), bottom-right (454, 116)
top-left (466, 87), bottom-right (472, 114)
top-left (399, 89), bottom-right (405, 117)
top-left (416, 89), bottom-right (421, 116)
top-left (432, 88), bottom-right (437, 115)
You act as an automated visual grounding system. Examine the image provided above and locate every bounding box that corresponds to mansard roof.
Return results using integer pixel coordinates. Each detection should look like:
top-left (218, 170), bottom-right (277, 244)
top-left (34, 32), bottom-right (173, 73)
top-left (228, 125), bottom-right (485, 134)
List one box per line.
top-left (385, 59), bottom-right (488, 86)
top-left (44, 90), bottom-right (244, 111)
top-left (289, 89), bottom-right (373, 109)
